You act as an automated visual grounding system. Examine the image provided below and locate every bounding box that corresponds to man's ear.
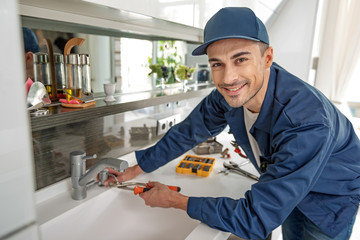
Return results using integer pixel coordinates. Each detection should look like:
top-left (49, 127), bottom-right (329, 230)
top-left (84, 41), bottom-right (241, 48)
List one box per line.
top-left (264, 46), bottom-right (273, 68)
top-left (25, 51), bottom-right (34, 63)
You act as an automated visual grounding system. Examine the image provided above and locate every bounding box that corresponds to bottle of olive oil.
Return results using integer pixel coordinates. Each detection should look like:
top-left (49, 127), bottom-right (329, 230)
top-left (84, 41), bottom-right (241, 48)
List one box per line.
top-left (65, 54), bottom-right (82, 102)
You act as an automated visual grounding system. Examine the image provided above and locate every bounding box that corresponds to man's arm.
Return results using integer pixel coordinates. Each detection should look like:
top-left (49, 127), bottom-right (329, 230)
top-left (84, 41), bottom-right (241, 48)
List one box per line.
top-left (136, 89), bottom-right (229, 173)
top-left (186, 123), bottom-right (335, 239)
top-left (136, 123), bottom-right (336, 240)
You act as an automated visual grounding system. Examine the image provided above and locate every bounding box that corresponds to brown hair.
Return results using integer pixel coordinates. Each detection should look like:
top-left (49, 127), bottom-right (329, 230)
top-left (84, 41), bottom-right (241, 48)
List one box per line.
top-left (258, 42), bottom-right (269, 56)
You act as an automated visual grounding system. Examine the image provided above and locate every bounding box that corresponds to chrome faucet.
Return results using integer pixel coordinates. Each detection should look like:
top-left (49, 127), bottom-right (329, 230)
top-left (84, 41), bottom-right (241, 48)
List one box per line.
top-left (70, 150), bottom-right (128, 200)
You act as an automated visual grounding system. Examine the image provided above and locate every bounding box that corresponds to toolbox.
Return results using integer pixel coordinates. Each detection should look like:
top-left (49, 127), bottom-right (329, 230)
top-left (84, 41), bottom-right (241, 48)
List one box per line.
top-left (176, 154), bottom-right (216, 177)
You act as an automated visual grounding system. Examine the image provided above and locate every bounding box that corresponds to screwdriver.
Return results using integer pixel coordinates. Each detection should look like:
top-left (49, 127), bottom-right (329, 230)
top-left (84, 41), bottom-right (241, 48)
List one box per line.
top-left (133, 183), bottom-right (181, 195)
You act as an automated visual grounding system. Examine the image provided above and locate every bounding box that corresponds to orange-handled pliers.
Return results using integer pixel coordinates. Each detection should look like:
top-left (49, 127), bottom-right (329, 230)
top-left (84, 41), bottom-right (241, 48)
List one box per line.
top-left (134, 184), bottom-right (181, 195)
top-left (116, 182), bottom-right (181, 195)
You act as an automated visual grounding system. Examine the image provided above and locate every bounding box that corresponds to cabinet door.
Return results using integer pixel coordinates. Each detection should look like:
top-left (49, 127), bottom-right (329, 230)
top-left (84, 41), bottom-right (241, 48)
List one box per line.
top-left (0, 0), bottom-right (38, 238)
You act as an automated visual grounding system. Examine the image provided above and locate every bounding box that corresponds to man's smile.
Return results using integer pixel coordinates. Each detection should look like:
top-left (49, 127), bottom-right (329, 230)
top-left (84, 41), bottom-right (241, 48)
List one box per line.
top-left (223, 82), bottom-right (247, 96)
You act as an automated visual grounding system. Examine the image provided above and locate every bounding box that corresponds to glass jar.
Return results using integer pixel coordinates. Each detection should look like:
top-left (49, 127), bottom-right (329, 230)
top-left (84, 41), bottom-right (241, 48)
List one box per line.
top-left (33, 52), bottom-right (52, 98)
top-left (54, 53), bottom-right (66, 98)
top-left (79, 54), bottom-right (91, 96)
top-left (65, 54), bottom-right (82, 101)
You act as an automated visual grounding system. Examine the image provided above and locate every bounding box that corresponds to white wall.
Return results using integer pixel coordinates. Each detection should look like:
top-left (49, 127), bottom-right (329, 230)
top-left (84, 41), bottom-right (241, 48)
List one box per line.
top-left (0, 0), bottom-right (39, 239)
top-left (268, 0), bottom-right (319, 82)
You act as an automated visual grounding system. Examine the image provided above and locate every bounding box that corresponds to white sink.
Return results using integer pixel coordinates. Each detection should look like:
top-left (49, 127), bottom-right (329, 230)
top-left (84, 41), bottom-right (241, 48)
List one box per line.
top-left (36, 136), bottom-right (260, 240)
top-left (39, 188), bottom-right (199, 240)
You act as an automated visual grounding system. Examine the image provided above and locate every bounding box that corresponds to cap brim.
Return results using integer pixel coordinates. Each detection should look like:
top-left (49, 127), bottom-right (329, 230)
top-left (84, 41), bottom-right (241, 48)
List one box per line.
top-left (192, 35), bottom-right (260, 56)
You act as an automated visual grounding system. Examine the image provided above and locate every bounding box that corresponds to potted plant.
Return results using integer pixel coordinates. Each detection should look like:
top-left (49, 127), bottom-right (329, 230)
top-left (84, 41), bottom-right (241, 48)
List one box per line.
top-left (148, 64), bottom-right (169, 89)
top-left (175, 65), bottom-right (195, 90)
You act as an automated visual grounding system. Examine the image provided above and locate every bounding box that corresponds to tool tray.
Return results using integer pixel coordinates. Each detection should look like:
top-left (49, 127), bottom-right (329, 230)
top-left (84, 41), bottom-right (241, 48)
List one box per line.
top-left (176, 154), bottom-right (216, 177)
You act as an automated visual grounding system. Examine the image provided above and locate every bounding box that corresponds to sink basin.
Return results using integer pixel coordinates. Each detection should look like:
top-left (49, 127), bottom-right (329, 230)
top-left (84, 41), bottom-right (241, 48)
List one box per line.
top-left (39, 188), bottom-right (199, 240)
top-left (36, 138), bottom-right (261, 240)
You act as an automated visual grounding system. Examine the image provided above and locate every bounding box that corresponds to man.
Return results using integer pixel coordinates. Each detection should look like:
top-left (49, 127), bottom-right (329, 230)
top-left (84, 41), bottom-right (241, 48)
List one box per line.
top-left (23, 27), bottom-right (39, 80)
top-left (106, 7), bottom-right (360, 240)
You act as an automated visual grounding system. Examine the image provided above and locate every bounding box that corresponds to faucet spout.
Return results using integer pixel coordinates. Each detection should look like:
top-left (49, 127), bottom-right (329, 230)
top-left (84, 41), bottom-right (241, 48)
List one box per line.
top-left (70, 151), bottom-right (128, 200)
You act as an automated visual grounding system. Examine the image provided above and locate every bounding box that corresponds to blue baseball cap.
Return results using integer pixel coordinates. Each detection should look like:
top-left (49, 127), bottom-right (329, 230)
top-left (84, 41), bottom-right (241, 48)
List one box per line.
top-left (23, 27), bottom-right (40, 53)
top-left (192, 7), bottom-right (269, 56)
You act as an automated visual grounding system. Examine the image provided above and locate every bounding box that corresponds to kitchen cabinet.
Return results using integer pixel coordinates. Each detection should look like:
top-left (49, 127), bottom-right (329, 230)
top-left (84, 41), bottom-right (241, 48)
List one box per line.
top-left (19, 0), bottom-right (203, 43)
top-left (68, 0), bottom-right (286, 29)
top-left (19, 0), bottom-right (286, 36)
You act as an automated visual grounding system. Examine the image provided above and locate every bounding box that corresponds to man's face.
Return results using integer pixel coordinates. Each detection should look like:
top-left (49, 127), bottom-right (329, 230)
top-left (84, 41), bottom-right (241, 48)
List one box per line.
top-left (207, 38), bottom-right (273, 112)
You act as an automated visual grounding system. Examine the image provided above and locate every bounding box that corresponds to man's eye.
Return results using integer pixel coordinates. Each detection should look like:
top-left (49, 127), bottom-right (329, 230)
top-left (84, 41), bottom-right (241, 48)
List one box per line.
top-left (211, 63), bottom-right (222, 67)
top-left (236, 58), bottom-right (247, 63)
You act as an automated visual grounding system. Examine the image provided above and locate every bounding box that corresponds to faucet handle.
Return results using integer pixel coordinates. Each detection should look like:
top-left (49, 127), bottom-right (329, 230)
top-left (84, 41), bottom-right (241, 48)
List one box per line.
top-left (83, 154), bottom-right (97, 160)
top-left (70, 151), bottom-right (97, 176)
top-left (81, 154), bottom-right (97, 173)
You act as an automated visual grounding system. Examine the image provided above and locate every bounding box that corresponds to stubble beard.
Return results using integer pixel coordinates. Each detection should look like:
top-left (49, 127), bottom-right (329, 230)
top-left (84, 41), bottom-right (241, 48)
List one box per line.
top-left (223, 76), bottom-right (264, 108)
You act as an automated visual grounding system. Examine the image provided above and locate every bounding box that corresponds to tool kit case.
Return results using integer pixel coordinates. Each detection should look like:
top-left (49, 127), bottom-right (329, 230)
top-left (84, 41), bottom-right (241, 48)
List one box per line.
top-left (176, 154), bottom-right (216, 177)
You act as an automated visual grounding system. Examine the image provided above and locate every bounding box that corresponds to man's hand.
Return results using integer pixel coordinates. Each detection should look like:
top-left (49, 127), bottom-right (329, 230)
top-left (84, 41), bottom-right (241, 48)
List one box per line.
top-left (99, 164), bottom-right (144, 186)
top-left (139, 181), bottom-right (189, 211)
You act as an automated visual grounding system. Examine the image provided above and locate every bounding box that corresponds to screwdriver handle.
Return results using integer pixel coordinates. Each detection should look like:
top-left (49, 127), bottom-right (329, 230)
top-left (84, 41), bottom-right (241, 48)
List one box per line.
top-left (133, 185), bottom-right (181, 195)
